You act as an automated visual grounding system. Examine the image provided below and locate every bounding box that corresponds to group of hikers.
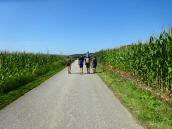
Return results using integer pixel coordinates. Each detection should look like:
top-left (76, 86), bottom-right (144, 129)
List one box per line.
top-left (66, 52), bottom-right (97, 74)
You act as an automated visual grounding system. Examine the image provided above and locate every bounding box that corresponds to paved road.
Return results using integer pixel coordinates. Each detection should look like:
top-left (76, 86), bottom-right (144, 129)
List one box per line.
top-left (0, 61), bottom-right (144, 129)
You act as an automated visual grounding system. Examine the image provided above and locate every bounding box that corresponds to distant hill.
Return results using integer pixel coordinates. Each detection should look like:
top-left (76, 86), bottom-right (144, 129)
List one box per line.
top-left (70, 53), bottom-right (94, 58)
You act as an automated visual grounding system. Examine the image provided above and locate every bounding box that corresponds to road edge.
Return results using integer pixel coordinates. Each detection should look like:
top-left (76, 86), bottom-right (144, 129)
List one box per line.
top-left (0, 65), bottom-right (66, 110)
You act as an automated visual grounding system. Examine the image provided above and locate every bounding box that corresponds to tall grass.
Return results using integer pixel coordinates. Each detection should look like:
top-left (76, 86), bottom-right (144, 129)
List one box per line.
top-left (95, 28), bottom-right (172, 93)
top-left (0, 52), bottom-right (66, 93)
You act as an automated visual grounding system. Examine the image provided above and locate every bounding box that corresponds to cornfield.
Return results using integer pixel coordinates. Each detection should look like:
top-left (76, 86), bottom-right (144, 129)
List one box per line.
top-left (0, 52), bottom-right (66, 93)
top-left (95, 28), bottom-right (172, 93)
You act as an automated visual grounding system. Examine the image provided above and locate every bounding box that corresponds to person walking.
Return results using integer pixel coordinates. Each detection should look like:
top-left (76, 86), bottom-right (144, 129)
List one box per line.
top-left (66, 56), bottom-right (72, 74)
top-left (78, 55), bottom-right (84, 74)
top-left (92, 56), bottom-right (97, 73)
top-left (85, 56), bottom-right (91, 74)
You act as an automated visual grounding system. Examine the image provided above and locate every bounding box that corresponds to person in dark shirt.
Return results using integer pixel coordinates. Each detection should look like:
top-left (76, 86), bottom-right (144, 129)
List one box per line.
top-left (92, 56), bottom-right (97, 73)
top-left (78, 56), bottom-right (84, 74)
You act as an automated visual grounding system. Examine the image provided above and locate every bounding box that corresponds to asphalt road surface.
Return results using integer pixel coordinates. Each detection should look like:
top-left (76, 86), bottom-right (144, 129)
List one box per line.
top-left (0, 61), bottom-right (144, 129)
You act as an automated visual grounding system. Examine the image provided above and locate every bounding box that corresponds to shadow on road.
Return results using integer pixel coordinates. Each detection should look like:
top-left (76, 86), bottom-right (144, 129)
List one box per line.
top-left (95, 70), bottom-right (105, 73)
top-left (70, 71), bottom-right (104, 74)
top-left (70, 72), bottom-right (95, 75)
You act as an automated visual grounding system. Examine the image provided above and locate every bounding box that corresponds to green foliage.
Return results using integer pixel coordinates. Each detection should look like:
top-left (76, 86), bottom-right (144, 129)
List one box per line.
top-left (0, 52), bottom-right (66, 93)
top-left (95, 28), bottom-right (172, 92)
top-left (0, 62), bottom-right (65, 110)
top-left (98, 65), bottom-right (172, 129)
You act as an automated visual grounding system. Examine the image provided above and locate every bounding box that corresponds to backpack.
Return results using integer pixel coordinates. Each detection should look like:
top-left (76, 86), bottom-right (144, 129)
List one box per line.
top-left (93, 59), bottom-right (97, 65)
top-left (79, 59), bottom-right (83, 65)
top-left (86, 57), bottom-right (90, 63)
top-left (67, 58), bottom-right (71, 64)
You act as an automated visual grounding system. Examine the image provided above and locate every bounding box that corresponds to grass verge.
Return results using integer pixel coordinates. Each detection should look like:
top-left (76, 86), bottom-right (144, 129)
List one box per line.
top-left (97, 64), bottom-right (172, 129)
top-left (0, 64), bottom-right (65, 110)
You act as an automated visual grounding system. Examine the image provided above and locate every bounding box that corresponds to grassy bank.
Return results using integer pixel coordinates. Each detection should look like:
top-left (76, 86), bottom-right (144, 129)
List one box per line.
top-left (0, 62), bottom-right (65, 110)
top-left (97, 64), bottom-right (172, 129)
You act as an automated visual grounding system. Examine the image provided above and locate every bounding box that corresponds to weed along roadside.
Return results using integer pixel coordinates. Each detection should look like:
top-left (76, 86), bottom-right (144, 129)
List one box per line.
top-left (97, 64), bottom-right (172, 129)
top-left (0, 52), bottom-right (67, 110)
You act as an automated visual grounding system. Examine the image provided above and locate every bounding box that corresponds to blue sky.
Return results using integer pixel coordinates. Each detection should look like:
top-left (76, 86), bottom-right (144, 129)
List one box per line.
top-left (0, 0), bottom-right (172, 54)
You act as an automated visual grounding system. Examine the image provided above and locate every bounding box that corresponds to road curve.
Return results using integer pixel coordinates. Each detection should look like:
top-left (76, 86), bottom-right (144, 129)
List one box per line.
top-left (0, 61), bottom-right (144, 129)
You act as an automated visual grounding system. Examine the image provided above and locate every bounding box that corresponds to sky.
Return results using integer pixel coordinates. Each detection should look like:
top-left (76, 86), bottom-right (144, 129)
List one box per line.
top-left (0, 0), bottom-right (172, 54)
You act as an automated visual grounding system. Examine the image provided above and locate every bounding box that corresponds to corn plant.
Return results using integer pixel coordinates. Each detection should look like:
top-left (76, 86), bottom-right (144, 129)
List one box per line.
top-left (0, 52), bottom-right (66, 93)
top-left (95, 28), bottom-right (172, 93)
